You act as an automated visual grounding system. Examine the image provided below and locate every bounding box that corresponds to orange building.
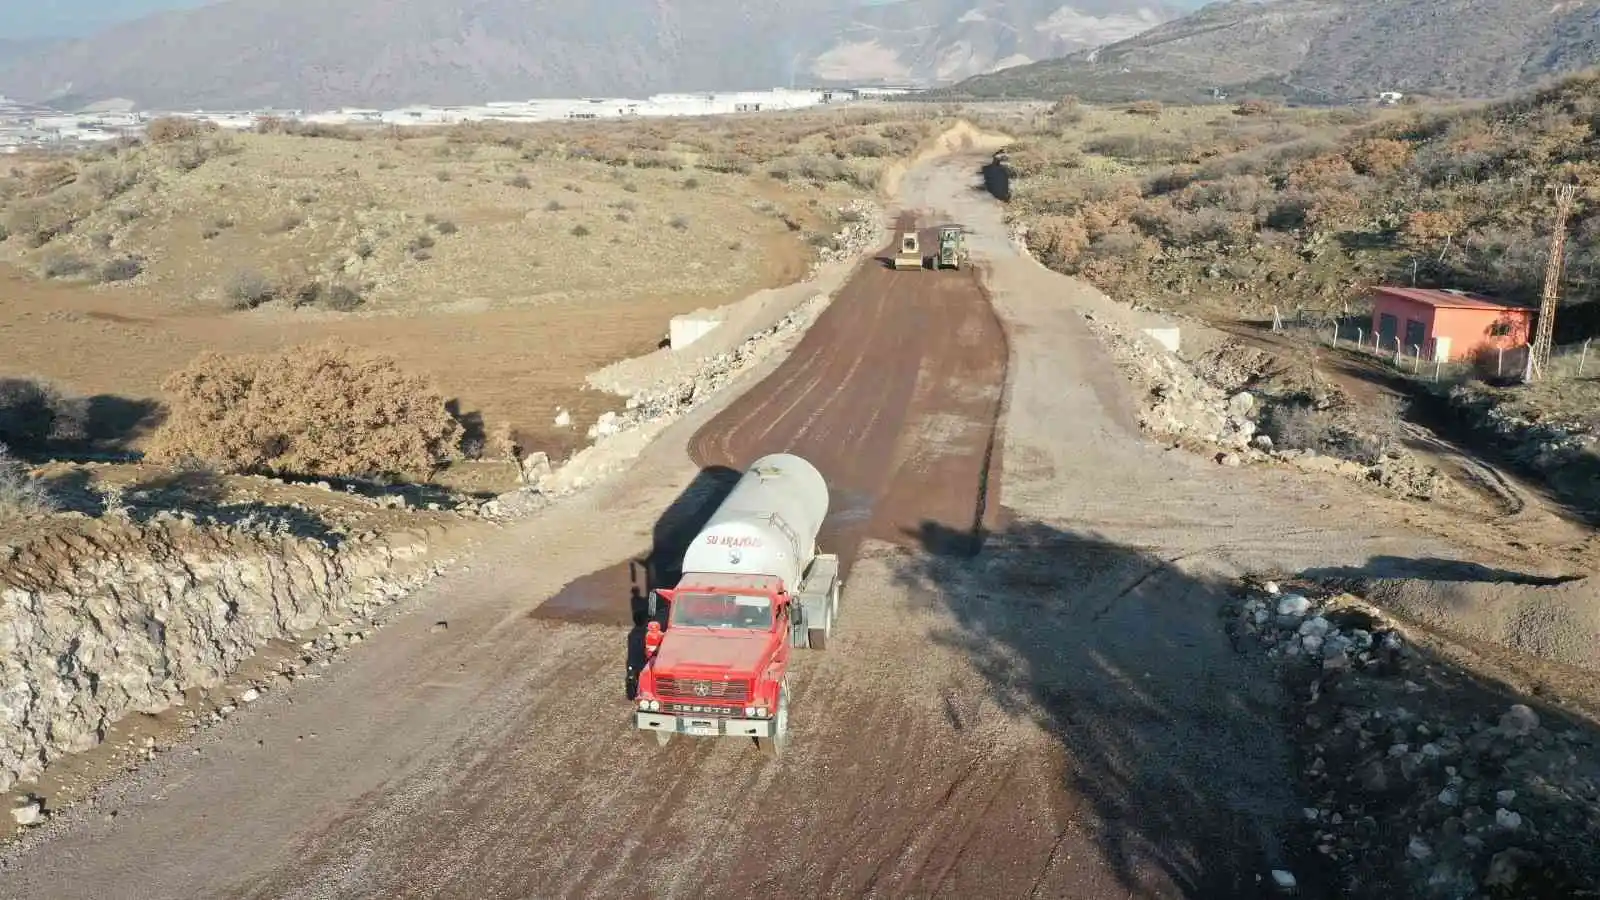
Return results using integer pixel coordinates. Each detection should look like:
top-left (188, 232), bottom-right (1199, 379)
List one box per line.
top-left (1367, 286), bottom-right (1534, 362)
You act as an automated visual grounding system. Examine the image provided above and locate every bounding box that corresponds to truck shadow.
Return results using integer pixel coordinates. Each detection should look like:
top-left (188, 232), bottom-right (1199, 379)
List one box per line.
top-left (530, 466), bottom-right (740, 699)
top-left (891, 516), bottom-right (1321, 899)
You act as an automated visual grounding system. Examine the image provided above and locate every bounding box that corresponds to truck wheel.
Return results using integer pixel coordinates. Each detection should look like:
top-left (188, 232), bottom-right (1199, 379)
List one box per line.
top-left (757, 688), bottom-right (790, 757)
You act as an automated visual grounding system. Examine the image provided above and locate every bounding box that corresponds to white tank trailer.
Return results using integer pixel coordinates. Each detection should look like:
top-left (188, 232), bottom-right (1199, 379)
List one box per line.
top-left (673, 452), bottom-right (841, 648)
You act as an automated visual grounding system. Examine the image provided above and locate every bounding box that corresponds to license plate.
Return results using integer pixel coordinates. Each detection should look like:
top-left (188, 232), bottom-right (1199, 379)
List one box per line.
top-left (685, 720), bottom-right (717, 736)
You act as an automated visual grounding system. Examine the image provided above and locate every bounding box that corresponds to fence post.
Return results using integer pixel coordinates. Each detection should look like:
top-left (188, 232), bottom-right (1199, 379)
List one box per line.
top-left (1271, 305), bottom-right (1283, 332)
top-left (1357, 327), bottom-right (1364, 349)
top-left (1497, 347), bottom-right (1504, 378)
top-left (1434, 358), bottom-right (1442, 381)
top-left (1330, 322), bottom-right (1338, 346)
top-left (1582, 338), bottom-right (1593, 378)
top-left (1394, 336), bottom-right (1403, 365)
top-left (1412, 345), bottom-right (1422, 372)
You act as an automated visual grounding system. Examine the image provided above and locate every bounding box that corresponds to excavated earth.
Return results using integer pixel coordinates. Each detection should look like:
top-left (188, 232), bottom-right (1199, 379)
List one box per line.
top-left (0, 158), bottom-right (1589, 899)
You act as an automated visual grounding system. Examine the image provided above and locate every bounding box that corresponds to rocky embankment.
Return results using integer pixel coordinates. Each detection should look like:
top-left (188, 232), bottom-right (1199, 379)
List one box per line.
top-left (1081, 311), bottom-right (1449, 501)
top-left (1228, 580), bottom-right (1600, 898)
top-left (1, 514), bottom-right (444, 799)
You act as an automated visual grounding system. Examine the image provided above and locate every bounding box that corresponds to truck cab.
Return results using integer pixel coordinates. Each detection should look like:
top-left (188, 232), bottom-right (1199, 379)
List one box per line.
top-left (634, 573), bottom-right (794, 751)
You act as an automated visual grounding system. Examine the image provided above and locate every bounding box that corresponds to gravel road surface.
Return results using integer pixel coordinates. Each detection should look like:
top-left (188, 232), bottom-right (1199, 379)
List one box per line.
top-left (0, 155), bottom-right (1525, 900)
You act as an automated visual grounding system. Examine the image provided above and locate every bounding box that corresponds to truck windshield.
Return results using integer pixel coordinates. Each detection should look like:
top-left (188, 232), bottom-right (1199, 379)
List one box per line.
top-left (671, 592), bottom-right (772, 630)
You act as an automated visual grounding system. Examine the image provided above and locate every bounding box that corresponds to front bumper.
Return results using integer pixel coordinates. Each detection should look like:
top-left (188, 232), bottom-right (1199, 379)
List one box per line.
top-left (636, 711), bottom-right (774, 738)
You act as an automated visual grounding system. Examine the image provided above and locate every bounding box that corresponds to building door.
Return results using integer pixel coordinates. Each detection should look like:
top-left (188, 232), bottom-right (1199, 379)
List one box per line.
top-left (1404, 318), bottom-right (1426, 352)
top-left (1378, 312), bottom-right (1398, 347)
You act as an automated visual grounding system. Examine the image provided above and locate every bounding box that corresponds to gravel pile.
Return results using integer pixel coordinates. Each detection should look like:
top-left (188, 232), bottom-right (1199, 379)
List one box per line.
top-left (1227, 581), bottom-right (1600, 898)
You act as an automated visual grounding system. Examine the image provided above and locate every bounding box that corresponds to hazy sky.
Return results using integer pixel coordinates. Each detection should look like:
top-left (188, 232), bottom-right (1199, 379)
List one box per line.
top-left (4, 0), bottom-right (1217, 40)
top-left (3, 0), bottom-right (214, 38)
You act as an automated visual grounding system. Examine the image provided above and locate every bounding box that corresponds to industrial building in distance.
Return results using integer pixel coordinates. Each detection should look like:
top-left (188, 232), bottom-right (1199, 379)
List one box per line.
top-left (0, 86), bottom-right (915, 153)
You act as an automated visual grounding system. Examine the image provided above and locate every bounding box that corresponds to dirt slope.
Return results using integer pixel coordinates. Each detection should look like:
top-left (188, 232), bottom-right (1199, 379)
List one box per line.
top-left (0, 154), bottom-right (1555, 899)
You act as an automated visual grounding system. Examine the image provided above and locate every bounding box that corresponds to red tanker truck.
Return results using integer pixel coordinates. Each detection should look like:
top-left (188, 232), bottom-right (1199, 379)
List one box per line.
top-left (633, 453), bottom-right (841, 755)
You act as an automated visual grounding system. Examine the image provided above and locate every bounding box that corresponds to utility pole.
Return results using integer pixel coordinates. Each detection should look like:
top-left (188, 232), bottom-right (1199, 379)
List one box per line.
top-left (1527, 183), bottom-right (1576, 381)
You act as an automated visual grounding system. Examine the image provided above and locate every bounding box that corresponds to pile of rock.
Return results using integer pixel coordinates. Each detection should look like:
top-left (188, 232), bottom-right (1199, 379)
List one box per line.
top-left (1233, 582), bottom-right (1402, 672)
top-left (1081, 312), bottom-right (1262, 454)
top-left (1229, 581), bottom-right (1600, 898)
top-left (1449, 384), bottom-right (1598, 475)
top-left (809, 199), bottom-right (886, 275)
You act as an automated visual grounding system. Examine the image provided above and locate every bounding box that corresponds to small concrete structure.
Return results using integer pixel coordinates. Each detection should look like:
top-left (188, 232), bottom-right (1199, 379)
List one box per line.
top-left (670, 313), bottom-right (723, 351)
top-left (1143, 327), bottom-right (1181, 353)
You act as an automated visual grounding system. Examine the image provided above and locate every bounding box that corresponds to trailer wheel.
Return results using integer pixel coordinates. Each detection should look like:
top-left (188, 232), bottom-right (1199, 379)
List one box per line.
top-left (756, 688), bottom-right (790, 757)
top-left (806, 617), bottom-right (829, 650)
top-left (806, 581), bottom-right (838, 649)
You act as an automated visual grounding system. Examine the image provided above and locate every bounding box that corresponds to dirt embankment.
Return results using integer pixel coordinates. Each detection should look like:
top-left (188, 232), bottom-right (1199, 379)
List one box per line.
top-left (1444, 382), bottom-right (1600, 518)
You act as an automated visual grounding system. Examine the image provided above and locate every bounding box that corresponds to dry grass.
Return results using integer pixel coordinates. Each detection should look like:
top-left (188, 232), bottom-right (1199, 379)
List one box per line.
top-left (0, 107), bottom-right (960, 471)
top-left (0, 444), bottom-right (54, 521)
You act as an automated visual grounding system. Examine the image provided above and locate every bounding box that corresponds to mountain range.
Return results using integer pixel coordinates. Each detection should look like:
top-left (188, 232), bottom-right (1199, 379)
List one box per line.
top-left (0, 1), bottom-right (1190, 111)
top-left (943, 0), bottom-right (1600, 103)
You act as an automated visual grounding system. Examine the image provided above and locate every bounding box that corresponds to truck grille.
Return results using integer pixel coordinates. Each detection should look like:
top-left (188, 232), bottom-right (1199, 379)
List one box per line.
top-left (656, 676), bottom-right (751, 703)
top-left (666, 702), bottom-right (741, 717)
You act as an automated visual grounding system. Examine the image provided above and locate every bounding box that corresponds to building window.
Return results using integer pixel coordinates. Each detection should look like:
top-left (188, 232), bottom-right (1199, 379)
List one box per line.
top-left (1488, 321), bottom-right (1511, 337)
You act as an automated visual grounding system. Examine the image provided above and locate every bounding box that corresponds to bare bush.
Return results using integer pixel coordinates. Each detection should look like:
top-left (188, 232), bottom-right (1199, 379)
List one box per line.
top-left (0, 377), bottom-right (88, 450)
top-left (1263, 395), bottom-right (1403, 465)
top-left (82, 163), bottom-right (140, 200)
top-left (224, 269), bottom-right (276, 309)
top-left (0, 443), bottom-right (54, 520)
top-left (5, 195), bottom-right (82, 247)
top-left (148, 343), bottom-right (464, 481)
top-left (99, 257), bottom-right (144, 282)
top-left (1262, 403), bottom-right (1338, 454)
top-left (41, 253), bottom-right (92, 279)
top-left (145, 116), bottom-right (215, 143)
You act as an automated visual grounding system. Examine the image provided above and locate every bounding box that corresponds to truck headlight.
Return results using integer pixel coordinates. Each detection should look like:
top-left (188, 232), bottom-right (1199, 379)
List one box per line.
top-left (639, 699), bottom-right (658, 711)
top-left (744, 706), bottom-right (755, 716)
top-left (756, 706), bottom-right (768, 717)
top-left (649, 699), bottom-right (660, 711)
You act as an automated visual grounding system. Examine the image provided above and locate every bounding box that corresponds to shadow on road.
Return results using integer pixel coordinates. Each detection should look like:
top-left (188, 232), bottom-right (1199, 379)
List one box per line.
top-left (529, 466), bottom-right (741, 698)
top-left (980, 155), bottom-right (1011, 203)
top-left (1301, 556), bottom-right (1584, 586)
top-left (892, 516), bottom-right (1318, 899)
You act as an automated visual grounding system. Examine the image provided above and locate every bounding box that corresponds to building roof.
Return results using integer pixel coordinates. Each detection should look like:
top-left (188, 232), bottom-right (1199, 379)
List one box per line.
top-left (1371, 286), bottom-right (1534, 312)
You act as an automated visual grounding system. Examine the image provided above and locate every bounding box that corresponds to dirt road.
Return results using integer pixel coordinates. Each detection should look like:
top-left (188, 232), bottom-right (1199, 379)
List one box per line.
top-left (0, 159), bottom-right (1529, 899)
